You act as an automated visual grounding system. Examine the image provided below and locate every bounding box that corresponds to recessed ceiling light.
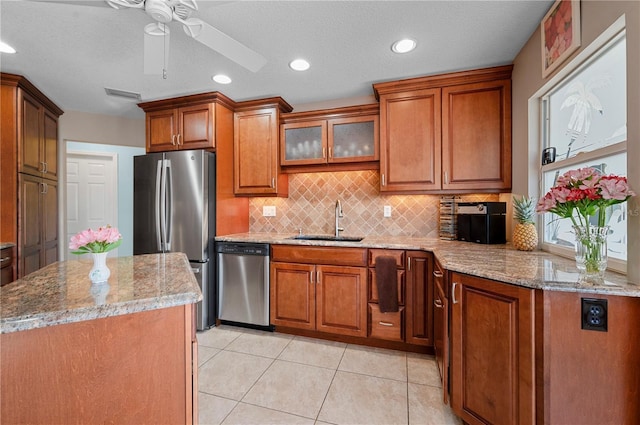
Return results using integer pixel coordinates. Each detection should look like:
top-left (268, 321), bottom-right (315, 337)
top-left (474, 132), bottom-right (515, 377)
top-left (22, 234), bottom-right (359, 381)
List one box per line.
top-left (289, 59), bottom-right (310, 71)
top-left (0, 41), bottom-right (16, 54)
top-left (212, 74), bottom-right (232, 84)
top-left (391, 38), bottom-right (416, 54)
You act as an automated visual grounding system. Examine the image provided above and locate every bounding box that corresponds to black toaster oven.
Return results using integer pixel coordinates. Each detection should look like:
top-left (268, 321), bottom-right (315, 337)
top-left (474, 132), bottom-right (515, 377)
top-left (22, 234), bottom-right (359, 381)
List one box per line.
top-left (456, 202), bottom-right (506, 244)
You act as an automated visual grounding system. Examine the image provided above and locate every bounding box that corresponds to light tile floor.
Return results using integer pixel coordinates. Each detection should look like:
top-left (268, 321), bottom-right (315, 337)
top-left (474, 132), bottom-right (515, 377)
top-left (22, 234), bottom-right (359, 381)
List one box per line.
top-left (197, 325), bottom-right (461, 425)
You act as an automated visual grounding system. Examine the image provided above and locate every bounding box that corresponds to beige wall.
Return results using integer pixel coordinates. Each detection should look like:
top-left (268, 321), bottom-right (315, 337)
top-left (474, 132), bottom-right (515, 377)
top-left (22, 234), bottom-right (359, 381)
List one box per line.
top-left (58, 110), bottom-right (145, 148)
top-left (511, 0), bottom-right (639, 282)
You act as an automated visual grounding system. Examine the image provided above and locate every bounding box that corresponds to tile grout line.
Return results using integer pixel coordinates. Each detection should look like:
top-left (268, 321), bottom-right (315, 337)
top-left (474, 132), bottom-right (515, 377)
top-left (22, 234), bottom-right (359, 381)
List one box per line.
top-left (312, 342), bottom-right (348, 424)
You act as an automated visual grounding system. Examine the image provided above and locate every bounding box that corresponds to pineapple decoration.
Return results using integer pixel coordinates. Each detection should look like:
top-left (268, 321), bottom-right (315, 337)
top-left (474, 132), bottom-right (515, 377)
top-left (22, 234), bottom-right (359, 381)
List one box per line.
top-left (512, 196), bottom-right (538, 251)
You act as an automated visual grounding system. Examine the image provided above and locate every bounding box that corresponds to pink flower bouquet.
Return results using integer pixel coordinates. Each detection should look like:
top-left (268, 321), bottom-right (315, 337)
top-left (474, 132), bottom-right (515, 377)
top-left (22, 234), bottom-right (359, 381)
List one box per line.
top-left (69, 225), bottom-right (122, 255)
top-left (536, 167), bottom-right (635, 227)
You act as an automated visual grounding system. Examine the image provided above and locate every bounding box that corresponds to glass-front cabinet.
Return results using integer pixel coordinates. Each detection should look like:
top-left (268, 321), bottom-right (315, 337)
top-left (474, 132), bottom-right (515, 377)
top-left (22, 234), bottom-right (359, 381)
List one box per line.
top-left (280, 105), bottom-right (379, 167)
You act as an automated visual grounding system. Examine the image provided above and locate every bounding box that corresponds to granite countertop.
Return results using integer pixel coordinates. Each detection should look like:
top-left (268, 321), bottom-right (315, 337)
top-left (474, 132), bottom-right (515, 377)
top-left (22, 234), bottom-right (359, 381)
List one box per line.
top-left (216, 233), bottom-right (640, 297)
top-left (0, 253), bottom-right (202, 334)
top-left (0, 242), bottom-right (15, 250)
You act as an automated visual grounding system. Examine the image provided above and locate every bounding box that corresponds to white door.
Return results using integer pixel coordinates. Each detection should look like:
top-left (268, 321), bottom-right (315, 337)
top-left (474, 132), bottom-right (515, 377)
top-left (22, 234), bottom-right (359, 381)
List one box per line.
top-left (66, 152), bottom-right (118, 259)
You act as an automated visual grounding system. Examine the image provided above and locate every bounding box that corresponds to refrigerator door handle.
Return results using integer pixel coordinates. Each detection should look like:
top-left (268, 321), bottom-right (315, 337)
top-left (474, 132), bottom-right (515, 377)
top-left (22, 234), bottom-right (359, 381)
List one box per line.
top-left (160, 159), bottom-right (169, 252)
top-left (155, 159), bottom-right (163, 251)
top-left (165, 160), bottom-right (173, 251)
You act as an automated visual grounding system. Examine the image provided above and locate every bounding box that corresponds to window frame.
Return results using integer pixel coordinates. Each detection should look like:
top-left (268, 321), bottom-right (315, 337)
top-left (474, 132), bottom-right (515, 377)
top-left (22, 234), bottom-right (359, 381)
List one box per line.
top-left (538, 26), bottom-right (628, 274)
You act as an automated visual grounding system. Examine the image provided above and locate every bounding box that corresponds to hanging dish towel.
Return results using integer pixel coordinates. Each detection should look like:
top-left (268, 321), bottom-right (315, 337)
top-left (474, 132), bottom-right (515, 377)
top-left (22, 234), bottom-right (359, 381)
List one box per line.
top-left (375, 256), bottom-right (399, 313)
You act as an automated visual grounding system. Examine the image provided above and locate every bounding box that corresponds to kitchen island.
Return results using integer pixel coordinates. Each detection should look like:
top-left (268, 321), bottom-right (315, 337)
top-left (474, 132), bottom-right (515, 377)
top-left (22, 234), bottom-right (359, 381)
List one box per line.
top-left (0, 253), bottom-right (201, 425)
top-left (217, 233), bottom-right (640, 424)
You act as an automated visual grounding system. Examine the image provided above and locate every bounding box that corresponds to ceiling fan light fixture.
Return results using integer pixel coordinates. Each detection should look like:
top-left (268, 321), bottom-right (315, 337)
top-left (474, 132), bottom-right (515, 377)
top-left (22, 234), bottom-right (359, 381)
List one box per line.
top-left (145, 0), bottom-right (173, 23)
top-left (391, 38), bottom-right (416, 54)
top-left (289, 59), bottom-right (310, 71)
top-left (0, 41), bottom-right (16, 54)
top-left (212, 74), bottom-right (231, 84)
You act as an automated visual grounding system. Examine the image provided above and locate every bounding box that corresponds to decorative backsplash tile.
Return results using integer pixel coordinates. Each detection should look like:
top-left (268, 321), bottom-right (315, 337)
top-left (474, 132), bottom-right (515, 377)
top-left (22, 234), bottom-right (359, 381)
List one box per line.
top-left (249, 171), bottom-right (499, 237)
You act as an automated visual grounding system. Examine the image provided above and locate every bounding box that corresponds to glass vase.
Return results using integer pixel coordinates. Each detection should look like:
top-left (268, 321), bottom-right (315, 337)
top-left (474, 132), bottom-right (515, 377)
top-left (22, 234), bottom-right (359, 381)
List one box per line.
top-left (573, 226), bottom-right (609, 278)
top-left (89, 252), bottom-right (110, 284)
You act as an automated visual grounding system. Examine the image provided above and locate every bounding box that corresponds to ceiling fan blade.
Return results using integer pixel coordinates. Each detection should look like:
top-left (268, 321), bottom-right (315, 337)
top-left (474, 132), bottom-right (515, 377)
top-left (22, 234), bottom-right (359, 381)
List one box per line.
top-left (182, 18), bottom-right (266, 72)
top-left (144, 23), bottom-right (170, 75)
top-left (27, 0), bottom-right (111, 7)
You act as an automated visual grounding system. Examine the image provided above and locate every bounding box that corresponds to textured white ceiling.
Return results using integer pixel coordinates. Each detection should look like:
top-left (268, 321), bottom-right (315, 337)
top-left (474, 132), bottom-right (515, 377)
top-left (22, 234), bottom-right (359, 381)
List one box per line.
top-left (0, 0), bottom-right (553, 118)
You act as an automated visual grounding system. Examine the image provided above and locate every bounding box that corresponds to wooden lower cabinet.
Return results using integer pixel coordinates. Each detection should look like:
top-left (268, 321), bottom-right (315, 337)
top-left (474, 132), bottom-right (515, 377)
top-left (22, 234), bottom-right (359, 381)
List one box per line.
top-left (405, 251), bottom-right (433, 346)
top-left (270, 245), bottom-right (368, 337)
top-left (18, 173), bottom-right (58, 277)
top-left (450, 272), bottom-right (535, 425)
top-left (1, 304), bottom-right (197, 425)
top-left (433, 259), bottom-right (448, 404)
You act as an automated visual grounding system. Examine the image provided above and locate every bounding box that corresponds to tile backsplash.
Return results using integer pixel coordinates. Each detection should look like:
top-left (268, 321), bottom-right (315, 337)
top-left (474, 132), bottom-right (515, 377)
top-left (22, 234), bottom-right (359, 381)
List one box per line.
top-left (249, 171), bottom-right (499, 237)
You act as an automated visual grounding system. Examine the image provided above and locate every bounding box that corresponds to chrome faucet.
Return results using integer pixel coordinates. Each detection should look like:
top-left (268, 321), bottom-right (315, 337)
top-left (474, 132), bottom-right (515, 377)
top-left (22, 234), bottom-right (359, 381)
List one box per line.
top-left (335, 199), bottom-right (344, 237)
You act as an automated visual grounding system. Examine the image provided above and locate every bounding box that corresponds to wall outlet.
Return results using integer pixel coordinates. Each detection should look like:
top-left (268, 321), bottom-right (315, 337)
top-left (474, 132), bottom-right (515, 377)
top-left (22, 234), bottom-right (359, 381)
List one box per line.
top-left (581, 298), bottom-right (608, 331)
top-left (383, 205), bottom-right (392, 217)
top-left (262, 205), bottom-right (276, 217)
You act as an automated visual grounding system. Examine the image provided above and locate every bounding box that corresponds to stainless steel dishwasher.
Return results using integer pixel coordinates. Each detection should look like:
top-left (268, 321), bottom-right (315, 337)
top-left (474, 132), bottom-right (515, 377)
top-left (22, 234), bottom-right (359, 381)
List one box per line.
top-left (216, 242), bottom-right (271, 329)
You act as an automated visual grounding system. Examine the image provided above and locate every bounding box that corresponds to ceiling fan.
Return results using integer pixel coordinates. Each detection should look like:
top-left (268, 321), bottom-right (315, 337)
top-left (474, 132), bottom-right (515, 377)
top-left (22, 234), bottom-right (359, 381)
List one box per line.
top-left (39, 0), bottom-right (267, 76)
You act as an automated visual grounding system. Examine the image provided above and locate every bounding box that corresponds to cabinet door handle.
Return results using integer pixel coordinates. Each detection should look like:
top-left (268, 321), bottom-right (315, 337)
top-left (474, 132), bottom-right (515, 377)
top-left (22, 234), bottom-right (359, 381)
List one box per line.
top-left (434, 298), bottom-right (443, 308)
top-left (310, 271), bottom-right (314, 284)
top-left (381, 174), bottom-right (386, 186)
top-left (177, 134), bottom-right (182, 145)
top-left (378, 321), bottom-right (394, 327)
top-left (171, 135), bottom-right (176, 145)
top-left (322, 147), bottom-right (326, 159)
top-left (407, 257), bottom-right (411, 272)
top-left (444, 171), bottom-right (449, 185)
top-left (42, 162), bottom-right (48, 174)
top-left (0, 256), bottom-right (11, 264)
top-left (433, 270), bottom-right (443, 278)
top-left (328, 147), bottom-right (332, 159)
top-left (40, 182), bottom-right (48, 194)
top-left (271, 177), bottom-right (275, 189)
top-left (452, 282), bottom-right (459, 304)
top-left (316, 270), bottom-right (320, 284)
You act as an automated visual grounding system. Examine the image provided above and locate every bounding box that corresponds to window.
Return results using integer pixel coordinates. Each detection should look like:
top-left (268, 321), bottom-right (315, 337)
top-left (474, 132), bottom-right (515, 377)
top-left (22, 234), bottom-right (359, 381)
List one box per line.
top-left (540, 30), bottom-right (628, 271)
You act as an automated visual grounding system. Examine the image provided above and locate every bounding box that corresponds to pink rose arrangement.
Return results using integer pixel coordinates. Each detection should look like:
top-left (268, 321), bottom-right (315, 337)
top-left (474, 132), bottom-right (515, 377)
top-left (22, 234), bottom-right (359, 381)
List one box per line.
top-left (536, 167), bottom-right (635, 227)
top-left (69, 225), bottom-right (122, 254)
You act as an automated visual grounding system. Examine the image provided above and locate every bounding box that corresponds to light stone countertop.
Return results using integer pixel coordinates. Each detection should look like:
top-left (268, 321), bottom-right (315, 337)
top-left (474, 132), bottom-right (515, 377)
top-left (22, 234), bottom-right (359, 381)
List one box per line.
top-left (216, 233), bottom-right (640, 297)
top-left (0, 242), bottom-right (15, 250)
top-left (0, 253), bottom-right (202, 334)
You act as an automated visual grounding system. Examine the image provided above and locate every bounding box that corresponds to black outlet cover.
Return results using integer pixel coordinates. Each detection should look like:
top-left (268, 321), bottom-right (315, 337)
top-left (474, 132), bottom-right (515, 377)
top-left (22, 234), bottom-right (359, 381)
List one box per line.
top-left (581, 298), bottom-right (608, 332)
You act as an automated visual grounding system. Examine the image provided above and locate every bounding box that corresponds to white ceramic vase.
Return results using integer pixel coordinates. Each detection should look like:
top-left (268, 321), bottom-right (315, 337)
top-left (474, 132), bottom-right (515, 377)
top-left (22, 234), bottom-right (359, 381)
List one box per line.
top-left (89, 252), bottom-right (110, 284)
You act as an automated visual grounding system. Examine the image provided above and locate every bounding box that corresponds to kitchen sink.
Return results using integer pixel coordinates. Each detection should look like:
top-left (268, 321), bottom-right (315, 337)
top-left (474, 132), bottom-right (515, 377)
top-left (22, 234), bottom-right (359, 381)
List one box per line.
top-left (290, 235), bottom-right (364, 242)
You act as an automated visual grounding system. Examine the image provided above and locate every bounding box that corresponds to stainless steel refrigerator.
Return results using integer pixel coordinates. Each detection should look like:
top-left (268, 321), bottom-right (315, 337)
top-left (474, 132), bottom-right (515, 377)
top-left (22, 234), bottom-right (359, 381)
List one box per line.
top-left (133, 150), bottom-right (216, 330)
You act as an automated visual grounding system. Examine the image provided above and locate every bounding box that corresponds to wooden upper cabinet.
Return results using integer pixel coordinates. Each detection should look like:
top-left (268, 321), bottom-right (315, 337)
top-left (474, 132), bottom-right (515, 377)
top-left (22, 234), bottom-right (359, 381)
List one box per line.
top-left (442, 79), bottom-right (512, 191)
top-left (234, 97), bottom-right (292, 197)
top-left (43, 110), bottom-right (58, 180)
top-left (373, 65), bottom-right (513, 194)
top-left (179, 103), bottom-right (214, 150)
top-left (145, 103), bottom-right (214, 152)
top-left (138, 92), bottom-right (234, 153)
top-left (280, 104), bottom-right (379, 171)
top-left (18, 90), bottom-right (60, 180)
top-left (146, 109), bottom-right (178, 151)
top-left (19, 91), bottom-right (42, 177)
top-left (378, 88), bottom-right (441, 192)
